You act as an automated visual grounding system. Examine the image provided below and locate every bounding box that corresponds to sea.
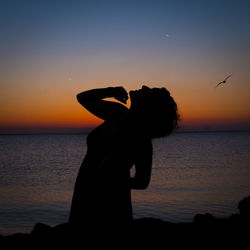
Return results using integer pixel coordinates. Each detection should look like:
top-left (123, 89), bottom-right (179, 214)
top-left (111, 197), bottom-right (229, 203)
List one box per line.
top-left (0, 131), bottom-right (250, 235)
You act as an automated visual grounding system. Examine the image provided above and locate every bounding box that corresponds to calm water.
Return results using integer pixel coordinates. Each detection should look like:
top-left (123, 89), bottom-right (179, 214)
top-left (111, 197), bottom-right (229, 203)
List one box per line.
top-left (0, 132), bottom-right (250, 235)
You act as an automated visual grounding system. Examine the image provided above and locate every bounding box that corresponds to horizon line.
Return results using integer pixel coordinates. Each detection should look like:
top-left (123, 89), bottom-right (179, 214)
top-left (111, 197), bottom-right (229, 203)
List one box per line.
top-left (1, 128), bottom-right (250, 136)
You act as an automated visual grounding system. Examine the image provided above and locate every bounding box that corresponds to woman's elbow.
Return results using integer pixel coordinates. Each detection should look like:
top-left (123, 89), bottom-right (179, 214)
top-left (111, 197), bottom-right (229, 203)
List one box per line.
top-left (130, 178), bottom-right (150, 190)
top-left (76, 93), bottom-right (88, 105)
top-left (138, 183), bottom-right (149, 190)
top-left (76, 93), bottom-right (82, 103)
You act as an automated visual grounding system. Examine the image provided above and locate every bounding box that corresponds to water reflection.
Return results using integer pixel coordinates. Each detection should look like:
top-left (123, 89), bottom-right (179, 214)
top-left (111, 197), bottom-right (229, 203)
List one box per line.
top-left (0, 132), bottom-right (250, 234)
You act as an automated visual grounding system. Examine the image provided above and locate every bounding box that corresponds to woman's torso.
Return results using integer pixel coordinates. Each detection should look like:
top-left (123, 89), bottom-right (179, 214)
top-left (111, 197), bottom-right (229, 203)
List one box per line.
top-left (81, 114), bottom-right (150, 178)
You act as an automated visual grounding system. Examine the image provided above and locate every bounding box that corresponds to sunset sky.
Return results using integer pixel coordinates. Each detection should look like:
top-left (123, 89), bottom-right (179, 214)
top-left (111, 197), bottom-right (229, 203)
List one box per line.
top-left (1, 0), bottom-right (250, 133)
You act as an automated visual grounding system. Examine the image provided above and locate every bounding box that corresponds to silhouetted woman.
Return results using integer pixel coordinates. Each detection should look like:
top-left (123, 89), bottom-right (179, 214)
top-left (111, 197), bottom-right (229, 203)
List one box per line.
top-left (69, 86), bottom-right (179, 231)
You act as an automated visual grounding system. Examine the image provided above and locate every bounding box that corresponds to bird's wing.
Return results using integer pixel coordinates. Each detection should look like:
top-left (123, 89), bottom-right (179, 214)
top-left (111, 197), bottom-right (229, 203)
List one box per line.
top-left (215, 82), bottom-right (223, 88)
top-left (224, 74), bottom-right (232, 81)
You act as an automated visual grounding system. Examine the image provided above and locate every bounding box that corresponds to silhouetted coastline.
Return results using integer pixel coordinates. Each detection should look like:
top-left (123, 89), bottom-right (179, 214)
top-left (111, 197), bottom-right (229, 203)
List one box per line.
top-left (1, 196), bottom-right (250, 247)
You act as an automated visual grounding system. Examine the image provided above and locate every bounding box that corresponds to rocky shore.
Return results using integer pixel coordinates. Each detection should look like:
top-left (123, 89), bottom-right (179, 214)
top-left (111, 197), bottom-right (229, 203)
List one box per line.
top-left (1, 196), bottom-right (250, 247)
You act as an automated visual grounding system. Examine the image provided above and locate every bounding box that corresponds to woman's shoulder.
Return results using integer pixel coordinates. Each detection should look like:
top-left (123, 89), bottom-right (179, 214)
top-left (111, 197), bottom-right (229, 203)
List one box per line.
top-left (86, 123), bottom-right (105, 145)
top-left (86, 119), bottom-right (124, 144)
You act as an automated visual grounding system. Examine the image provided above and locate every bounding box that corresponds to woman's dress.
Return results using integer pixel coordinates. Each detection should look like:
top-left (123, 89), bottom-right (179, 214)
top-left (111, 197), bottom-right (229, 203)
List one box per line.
top-left (69, 118), bottom-right (138, 229)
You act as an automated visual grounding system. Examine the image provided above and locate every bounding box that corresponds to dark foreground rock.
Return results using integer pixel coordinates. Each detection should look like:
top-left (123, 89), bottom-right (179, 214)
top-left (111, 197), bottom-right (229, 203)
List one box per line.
top-left (1, 196), bottom-right (250, 248)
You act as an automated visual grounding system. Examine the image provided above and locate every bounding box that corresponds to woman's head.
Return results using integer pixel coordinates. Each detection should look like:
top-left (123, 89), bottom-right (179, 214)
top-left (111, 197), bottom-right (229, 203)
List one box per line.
top-left (129, 86), bottom-right (179, 138)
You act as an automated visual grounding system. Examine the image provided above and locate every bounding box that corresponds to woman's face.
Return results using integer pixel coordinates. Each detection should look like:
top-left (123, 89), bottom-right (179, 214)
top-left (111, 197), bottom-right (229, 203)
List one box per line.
top-left (129, 85), bottom-right (151, 99)
top-left (129, 85), bottom-right (152, 111)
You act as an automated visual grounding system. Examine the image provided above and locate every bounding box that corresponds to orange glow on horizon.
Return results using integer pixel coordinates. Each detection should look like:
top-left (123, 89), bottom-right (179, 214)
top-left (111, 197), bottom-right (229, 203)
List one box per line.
top-left (1, 98), bottom-right (250, 132)
top-left (1, 75), bottom-right (250, 132)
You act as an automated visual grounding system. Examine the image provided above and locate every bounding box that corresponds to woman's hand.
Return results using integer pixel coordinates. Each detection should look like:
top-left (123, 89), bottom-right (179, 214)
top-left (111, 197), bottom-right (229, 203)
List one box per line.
top-left (110, 87), bottom-right (128, 104)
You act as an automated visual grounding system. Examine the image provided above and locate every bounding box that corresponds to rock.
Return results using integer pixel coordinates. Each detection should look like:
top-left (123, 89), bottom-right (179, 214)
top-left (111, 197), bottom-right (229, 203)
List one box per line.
top-left (238, 196), bottom-right (250, 216)
top-left (1, 196), bottom-right (250, 247)
top-left (0, 233), bottom-right (31, 248)
top-left (193, 213), bottom-right (220, 224)
top-left (31, 222), bottom-right (53, 238)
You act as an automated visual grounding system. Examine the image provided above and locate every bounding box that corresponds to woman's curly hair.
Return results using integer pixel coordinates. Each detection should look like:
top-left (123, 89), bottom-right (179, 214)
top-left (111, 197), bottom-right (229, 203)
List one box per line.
top-left (139, 87), bottom-right (179, 138)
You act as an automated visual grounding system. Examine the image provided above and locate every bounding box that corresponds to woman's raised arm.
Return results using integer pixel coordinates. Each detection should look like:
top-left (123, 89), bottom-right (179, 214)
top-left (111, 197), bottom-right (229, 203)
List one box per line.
top-left (76, 87), bottom-right (129, 121)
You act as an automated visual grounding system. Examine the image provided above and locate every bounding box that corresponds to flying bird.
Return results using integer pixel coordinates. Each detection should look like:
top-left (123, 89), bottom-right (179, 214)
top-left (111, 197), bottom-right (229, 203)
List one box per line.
top-left (215, 74), bottom-right (232, 88)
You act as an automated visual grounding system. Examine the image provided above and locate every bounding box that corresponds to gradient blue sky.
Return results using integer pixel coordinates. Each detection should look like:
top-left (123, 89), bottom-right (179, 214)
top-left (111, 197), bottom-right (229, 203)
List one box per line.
top-left (1, 0), bottom-right (250, 133)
